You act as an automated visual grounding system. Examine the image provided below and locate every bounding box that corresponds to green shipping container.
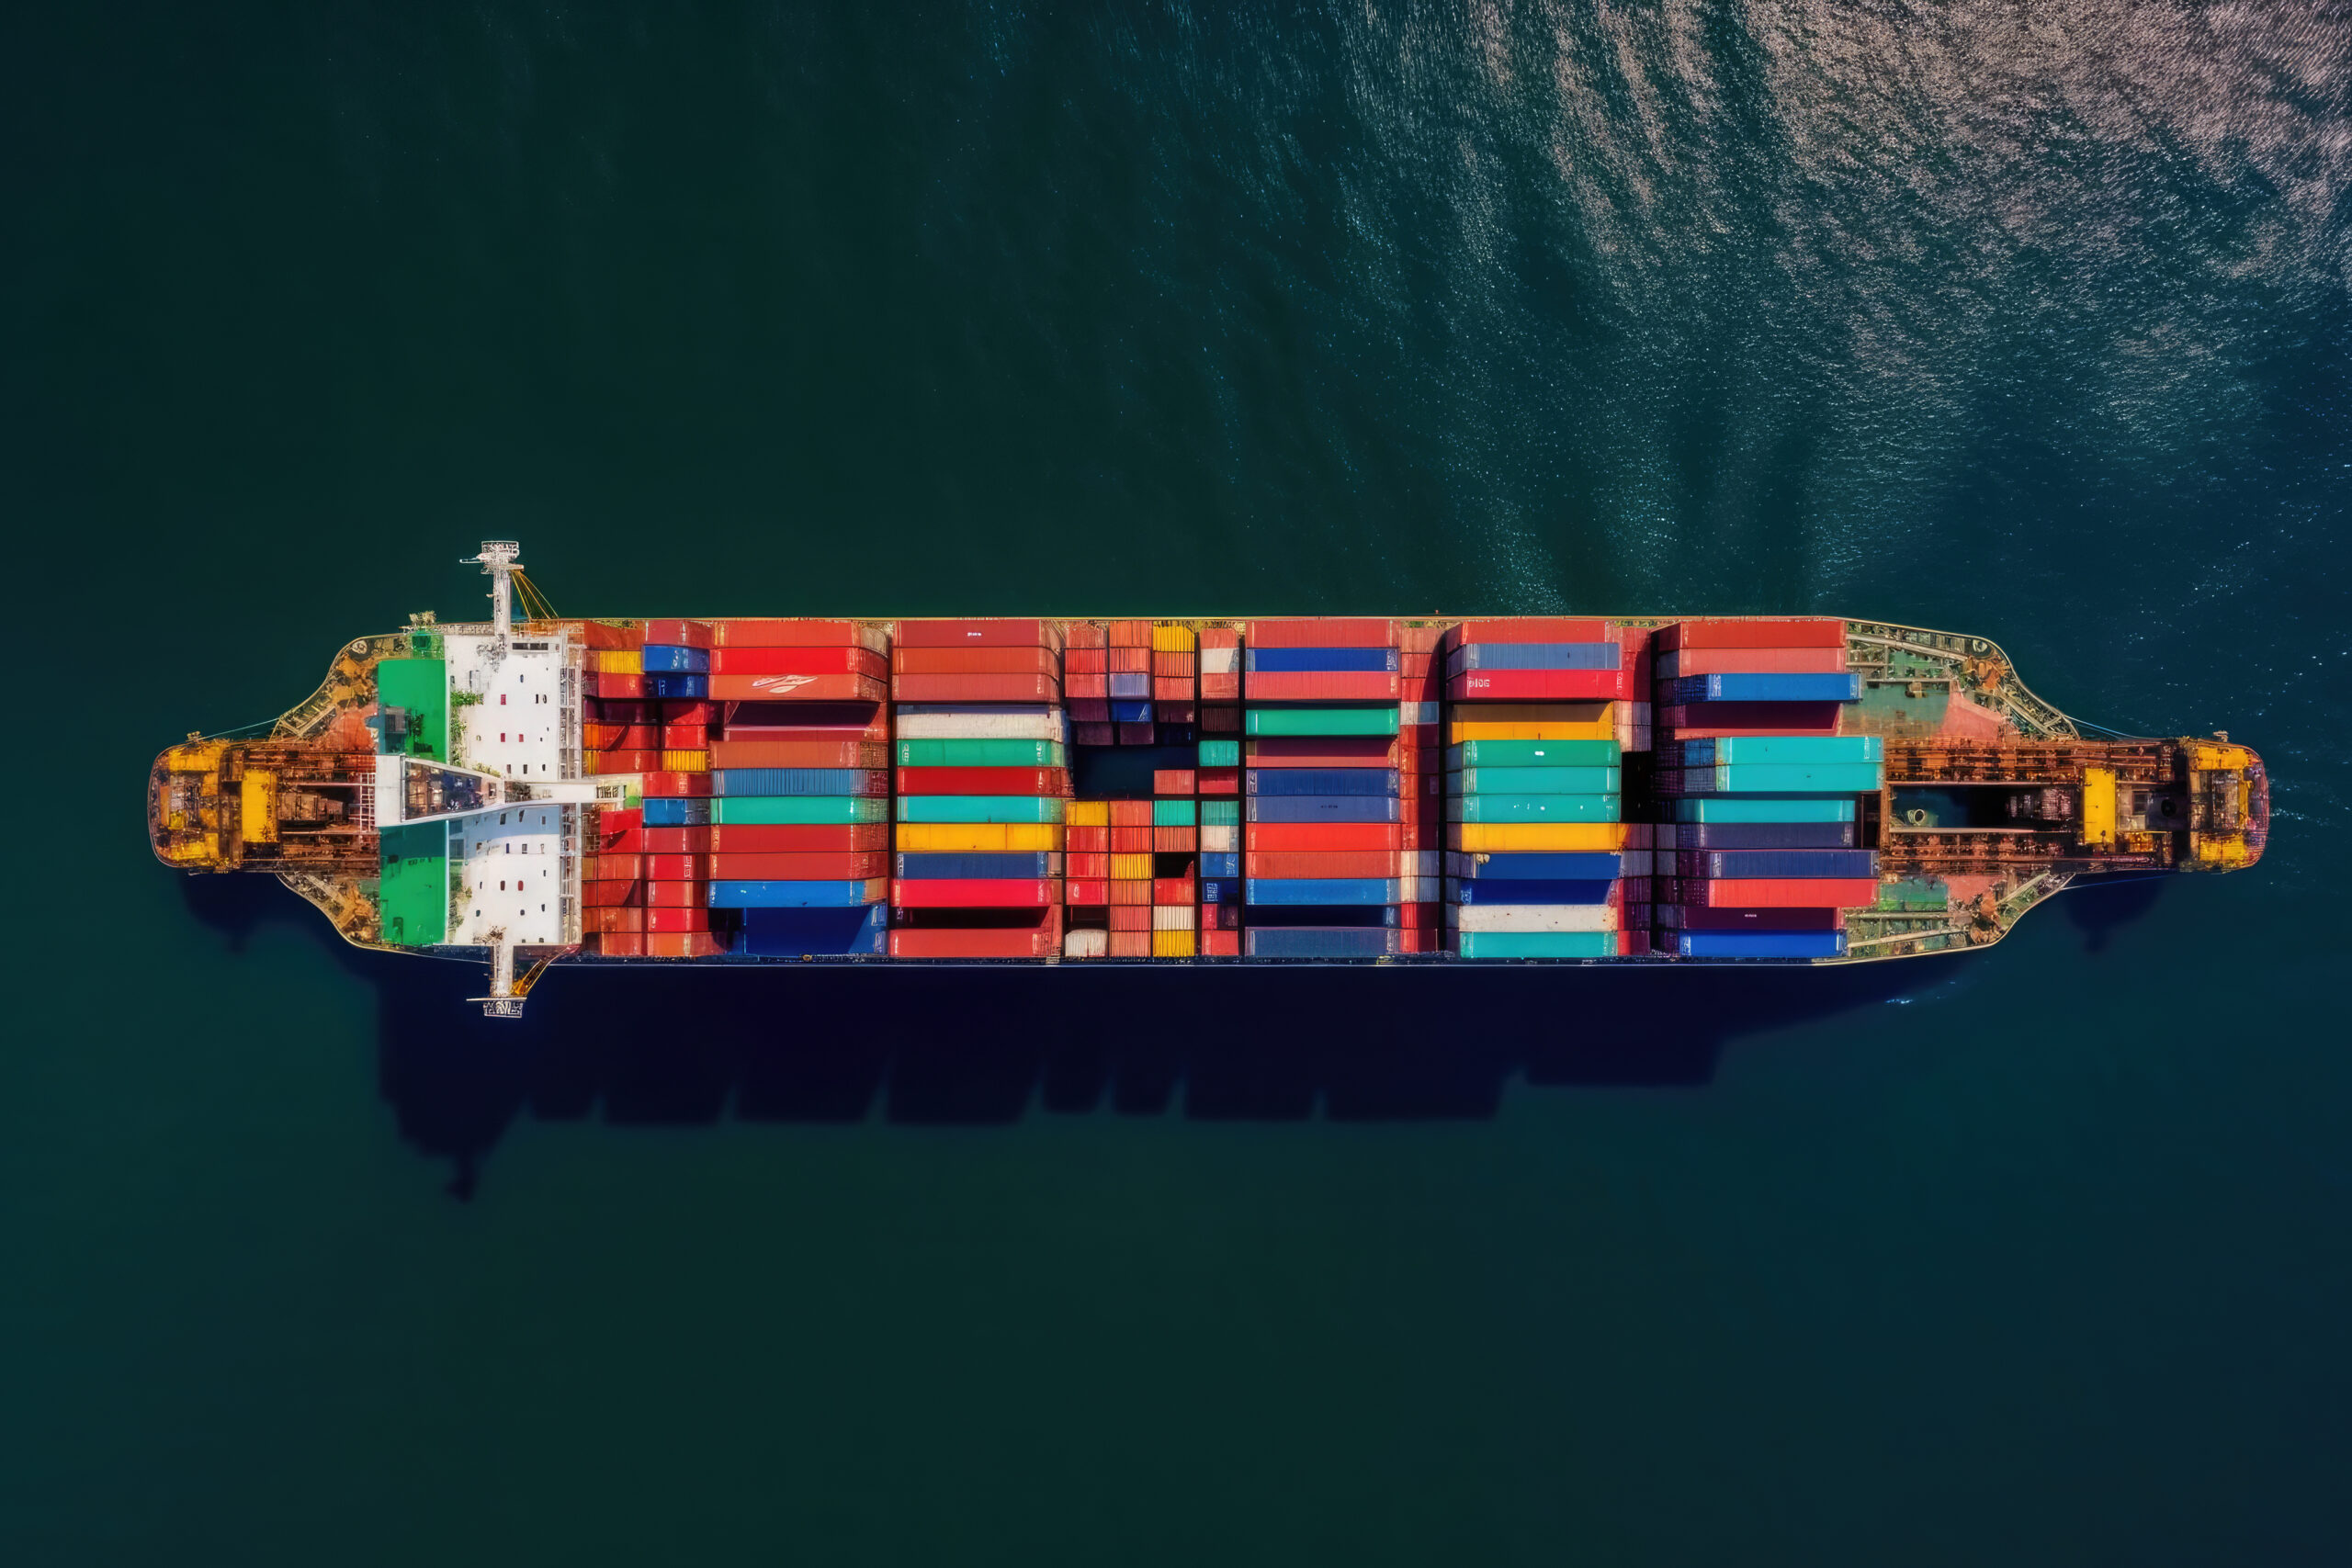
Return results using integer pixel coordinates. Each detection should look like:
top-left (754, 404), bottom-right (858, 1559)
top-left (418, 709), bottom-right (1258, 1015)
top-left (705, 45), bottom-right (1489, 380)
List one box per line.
top-left (894, 739), bottom-right (1067, 768)
top-left (715, 795), bottom-right (891, 825)
top-left (1446, 739), bottom-right (1621, 769)
top-left (375, 658), bottom-right (447, 761)
top-left (1700, 761), bottom-right (1884, 795)
top-left (1152, 798), bottom-right (1196, 827)
top-left (1246, 707), bottom-right (1399, 737)
top-left (1692, 735), bottom-right (1882, 764)
top-left (895, 795), bottom-right (1067, 824)
top-left (1453, 931), bottom-right (1614, 959)
top-left (1445, 794), bottom-right (1622, 824)
top-left (1450, 765), bottom-right (1623, 795)
top-left (1202, 799), bottom-right (1241, 827)
top-left (1671, 796), bottom-right (1858, 824)
top-left (378, 821), bottom-right (448, 946)
top-left (1198, 739), bottom-right (1241, 767)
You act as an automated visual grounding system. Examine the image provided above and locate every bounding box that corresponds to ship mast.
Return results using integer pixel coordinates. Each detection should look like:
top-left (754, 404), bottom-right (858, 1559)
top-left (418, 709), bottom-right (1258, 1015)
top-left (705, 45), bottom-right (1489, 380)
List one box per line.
top-left (465, 539), bottom-right (524, 644)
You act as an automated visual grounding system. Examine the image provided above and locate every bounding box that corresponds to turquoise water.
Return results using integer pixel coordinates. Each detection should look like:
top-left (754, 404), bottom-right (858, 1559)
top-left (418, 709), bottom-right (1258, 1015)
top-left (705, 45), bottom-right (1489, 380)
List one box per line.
top-left (7, 5), bottom-right (2349, 1562)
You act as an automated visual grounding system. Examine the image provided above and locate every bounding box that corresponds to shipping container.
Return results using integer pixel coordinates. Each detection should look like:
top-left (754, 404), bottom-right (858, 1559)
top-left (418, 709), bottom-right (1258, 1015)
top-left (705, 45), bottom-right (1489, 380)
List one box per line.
top-left (1445, 739), bottom-right (1621, 768)
top-left (710, 878), bottom-right (890, 908)
top-left (1448, 879), bottom-right (1618, 905)
top-left (890, 878), bottom-right (1057, 908)
top-left (1441, 618), bottom-right (1611, 648)
top-left (1671, 850), bottom-right (1880, 879)
top-left (1243, 928), bottom-right (1400, 957)
top-left (1676, 931), bottom-right (1847, 958)
top-left (712, 767), bottom-right (891, 796)
top-left (1444, 794), bottom-right (1621, 823)
top-left (735, 904), bottom-right (888, 955)
top-left (1445, 903), bottom-right (1619, 931)
top-left (1246, 618), bottom-right (1396, 648)
top-left (1660, 761), bottom-right (1883, 795)
top-left (1444, 851), bottom-right (1624, 879)
top-left (1247, 768), bottom-right (1401, 797)
top-left (894, 766), bottom-right (1071, 796)
top-left (1246, 795), bottom-right (1403, 824)
top-left (894, 738), bottom-right (1068, 768)
top-left (891, 646), bottom-right (1061, 675)
top-left (707, 673), bottom-right (888, 704)
top-left (893, 619), bottom-right (1065, 649)
top-left (1247, 877), bottom-right (1399, 906)
top-left (713, 796), bottom-right (889, 825)
top-left (1656, 618), bottom-right (1844, 650)
top-left (711, 852), bottom-right (890, 880)
top-left (1656, 906), bottom-right (1845, 931)
top-left (1450, 670), bottom-right (1627, 701)
top-left (711, 645), bottom-right (889, 677)
top-left (1447, 823), bottom-right (1632, 852)
top-left (1450, 765), bottom-right (1622, 794)
top-left (1452, 931), bottom-right (1615, 959)
top-left (1669, 796), bottom-right (1858, 824)
top-left (708, 822), bottom-right (891, 853)
top-left (708, 619), bottom-right (887, 650)
top-left (1662, 672), bottom-right (1862, 704)
top-left (895, 852), bottom-right (1058, 879)
top-left (1244, 707), bottom-right (1399, 738)
top-left (710, 740), bottom-right (892, 770)
top-left (1656, 646), bottom-right (1849, 677)
top-left (892, 705), bottom-right (1070, 741)
top-left (1656, 821), bottom-right (1859, 850)
top-left (1445, 641), bottom-right (1621, 672)
top-left (1671, 878), bottom-right (1880, 908)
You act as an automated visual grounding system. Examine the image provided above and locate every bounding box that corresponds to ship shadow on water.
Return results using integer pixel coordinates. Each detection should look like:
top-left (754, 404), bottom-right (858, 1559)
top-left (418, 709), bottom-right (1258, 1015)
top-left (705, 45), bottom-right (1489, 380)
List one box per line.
top-left (176, 867), bottom-right (2166, 1197)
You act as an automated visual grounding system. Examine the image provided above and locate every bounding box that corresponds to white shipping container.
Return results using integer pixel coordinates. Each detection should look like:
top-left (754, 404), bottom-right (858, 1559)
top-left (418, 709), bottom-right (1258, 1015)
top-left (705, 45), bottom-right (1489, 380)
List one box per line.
top-left (1200, 825), bottom-right (1238, 852)
top-left (892, 705), bottom-right (1069, 741)
top-left (1150, 905), bottom-right (1195, 931)
top-left (1396, 874), bottom-right (1437, 904)
top-left (1063, 928), bottom-right (1109, 958)
top-left (1444, 902), bottom-right (1620, 932)
top-left (1400, 702), bottom-right (1441, 727)
top-left (1199, 645), bottom-right (1240, 675)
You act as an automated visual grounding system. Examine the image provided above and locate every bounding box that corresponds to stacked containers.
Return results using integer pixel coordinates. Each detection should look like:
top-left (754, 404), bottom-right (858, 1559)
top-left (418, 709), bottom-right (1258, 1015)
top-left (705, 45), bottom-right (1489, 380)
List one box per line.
top-left (1154, 624), bottom-right (1197, 739)
top-left (1396, 624), bottom-right (1446, 950)
top-left (581, 621), bottom-right (652, 776)
top-left (1653, 620), bottom-right (1874, 958)
top-left (1064, 621), bottom-right (1113, 747)
top-left (889, 620), bottom-right (1069, 958)
top-left (1242, 619), bottom-right (1404, 958)
top-left (1110, 619), bottom-right (1154, 745)
top-left (1197, 797), bottom-right (1242, 955)
top-left (1442, 619), bottom-right (1641, 959)
top-left (1061, 799), bottom-right (1111, 957)
top-left (636, 619), bottom-right (720, 956)
top-left (1106, 799), bottom-right (1153, 957)
top-left (580, 803), bottom-right (647, 955)
top-left (1152, 623), bottom-right (1199, 955)
top-left (705, 619), bottom-right (893, 957)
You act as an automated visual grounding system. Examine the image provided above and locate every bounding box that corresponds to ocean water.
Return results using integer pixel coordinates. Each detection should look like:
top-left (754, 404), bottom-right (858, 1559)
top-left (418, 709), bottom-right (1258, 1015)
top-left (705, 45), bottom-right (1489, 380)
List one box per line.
top-left (6, 4), bottom-right (2349, 1562)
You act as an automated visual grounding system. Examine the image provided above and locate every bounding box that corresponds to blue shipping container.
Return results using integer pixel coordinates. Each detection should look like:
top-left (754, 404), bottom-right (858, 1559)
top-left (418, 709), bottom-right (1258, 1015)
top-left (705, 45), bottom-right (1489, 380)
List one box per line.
top-left (1446, 852), bottom-right (1623, 880)
top-left (1110, 700), bottom-right (1154, 723)
top-left (735, 904), bottom-right (888, 956)
top-left (639, 796), bottom-right (712, 826)
top-left (1246, 795), bottom-right (1402, 824)
top-left (1446, 641), bottom-right (1620, 672)
top-left (709, 879), bottom-right (888, 908)
top-left (1108, 672), bottom-right (1151, 698)
top-left (894, 852), bottom-right (1055, 879)
top-left (1448, 878), bottom-right (1618, 906)
top-left (1681, 850), bottom-right (1879, 879)
top-left (1201, 852), bottom-right (1240, 878)
top-left (644, 672), bottom-right (708, 700)
top-left (1663, 672), bottom-right (1860, 704)
top-left (1246, 768), bottom-right (1401, 797)
top-left (1657, 822), bottom-right (1858, 850)
top-left (1245, 927), bottom-right (1400, 958)
top-left (1245, 647), bottom-right (1399, 672)
top-left (1199, 877), bottom-right (1240, 904)
top-left (1673, 734), bottom-right (1882, 766)
top-left (1247, 877), bottom-right (1399, 906)
top-left (1678, 931), bottom-right (1848, 959)
top-left (714, 768), bottom-right (885, 796)
top-left (640, 644), bottom-right (711, 673)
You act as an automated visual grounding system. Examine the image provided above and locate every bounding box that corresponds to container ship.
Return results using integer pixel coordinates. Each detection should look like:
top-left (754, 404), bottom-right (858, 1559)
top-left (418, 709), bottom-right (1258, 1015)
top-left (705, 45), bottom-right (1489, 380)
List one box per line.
top-left (148, 543), bottom-right (2267, 1014)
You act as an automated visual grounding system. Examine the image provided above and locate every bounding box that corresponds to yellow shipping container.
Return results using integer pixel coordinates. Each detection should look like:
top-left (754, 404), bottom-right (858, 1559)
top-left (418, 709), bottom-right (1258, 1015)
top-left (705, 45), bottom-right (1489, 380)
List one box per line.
top-left (1448, 822), bottom-right (1630, 852)
top-left (1066, 800), bottom-right (1111, 827)
top-left (1108, 852), bottom-right (1152, 879)
top-left (895, 822), bottom-right (1064, 852)
top-left (1151, 929), bottom-right (1197, 958)
top-left (594, 649), bottom-right (643, 675)
top-left (1449, 719), bottom-right (1615, 742)
top-left (1151, 625), bottom-right (1197, 652)
top-left (659, 750), bottom-right (709, 773)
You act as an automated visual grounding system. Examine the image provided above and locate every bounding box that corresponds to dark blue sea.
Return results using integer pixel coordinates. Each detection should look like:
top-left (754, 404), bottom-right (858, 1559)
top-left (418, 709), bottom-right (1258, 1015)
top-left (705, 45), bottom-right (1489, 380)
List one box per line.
top-left (6, 5), bottom-right (2348, 1562)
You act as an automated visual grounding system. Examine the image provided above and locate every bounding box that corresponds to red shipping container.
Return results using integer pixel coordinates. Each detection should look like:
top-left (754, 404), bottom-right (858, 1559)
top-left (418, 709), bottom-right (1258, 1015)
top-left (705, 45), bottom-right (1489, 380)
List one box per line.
top-left (580, 879), bottom-right (644, 908)
top-left (1245, 671), bottom-right (1401, 701)
top-left (1066, 825), bottom-right (1110, 853)
top-left (596, 932), bottom-right (649, 956)
top-left (1115, 723), bottom-right (1155, 745)
top-left (1656, 618), bottom-right (1845, 650)
top-left (661, 697), bottom-right (719, 724)
top-left (1441, 618), bottom-right (1611, 649)
top-left (1656, 703), bottom-right (1843, 735)
top-left (1102, 648), bottom-right (1148, 673)
top-left (586, 672), bottom-right (646, 700)
top-left (642, 825), bottom-right (715, 852)
top-left (1159, 701), bottom-right (1197, 725)
top-left (707, 822), bottom-right (888, 852)
top-left (1246, 736), bottom-right (1397, 767)
top-left (1201, 673), bottom-right (1241, 701)
top-left (889, 925), bottom-right (1061, 959)
top-left (892, 878), bottom-right (1057, 908)
top-left (1152, 876), bottom-right (1193, 905)
top-left (1153, 769), bottom-right (1195, 795)
top-left (1152, 678), bottom-right (1193, 703)
top-left (1400, 653), bottom-right (1433, 678)
top-left (895, 765), bottom-right (1070, 796)
top-left (1246, 823), bottom-right (1402, 851)
top-left (1151, 827), bottom-right (1197, 853)
top-left (590, 750), bottom-right (660, 774)
top-left (1110, 828), bottom-right (1153, 853)
top-left (644, 854), bottom-right (709, 880)
top-left (1396, 928), bottom-right (1442, 953)
top-left (1451, 670), bottom-right (1627, 700)
top-left (1656, 646), bottom-right (1848, 677)
top-left (1065, 622), bottom-right (1107, 650)
top-left (1398, 823), bottom-right (1432, 851)
top-left (645, 882), bottom-right (707, 909)
top-left (1672, 878), bottom-right (1878, 908)
top-left (1069, 721), bottom-right (1114, 745)
top-left (1152, 651), bottom-right (1195, 677)
top-left (710, 740), bottom-right (890, 769)
top-left (1246, 851), bottom-right (1398, 877)
top-left (1108, 881), bottom-right (1151, 906)
top-left (1106, 931), bottom-right (1148, 956)
top-left (1615, 626), bottom-right (1655, 701)
top-left (1108, 907), bottom-right (1152, 932)
top-left (642, 619), bottom-right (715, 648)
top-left (894, 619), bottom-right (1065, 650)
top-left (1198, 768), bottom-right (1239, 794)
top-left (646, 931), bottom-right (724, 958)
top-left (892, 673), bottom-right (1059, 703)
top-left (582, 853), bottom-right (644, 881)
top-left (1199, 902), bottom-right (1241, 931)
top-left (723, 702), bottom-right (889, 740)
top-left (712, 645), bottom-right (889, 679)
top-left (1069, 700), bottom-right (1113, 722)
top-left (592, 807), bottom-right (643, 852)
top-left (709, 619), bottom-right (887, 650)
top-left (709, 672), bottom-right (889, 704)
top-left (645, 906), bottom-right (712, 932)
top-left (1200, 626), bottom-right (1239, 649)
top-left (1618, 930), bottom-right (1651, 956)
top-left (1107, 621), bottom-right (1151, 648)
top-left (642, 772), bottom-right (713, 798)
top-left (582, 723), bottom-right (625, 750)
top-left (1248, 618), bottom-right (1396, 648)
top-left (1066, 673), bottom-right (1110, 699)
top-left (1109, 801), bottom-right (1154, 827)
top-left (711, 852), bottom-right (889, 879)
top-left (1066, 852), bottom-right (1111, 878)
top-left (1664, 907), bottom-right (1843, 930)
top-left (596, 725), bottom-right (659, 750)
top-left (1397, 624), bottom-right (1443, 654)
top-left (1202, 705), bottom-right (1242, 732)
top-left (1065, 878), bottom-right (1111, 905)
top-left (582, 906), bottom-right (645, 933)
top-left (572, 621), bottom-right (644, 650)
top-left (1201, 930), bottom-right (1240, 956)
top-left (1066, 649), bottom-right (1109, 673)
top-left (892, 646), bottom-right (1060, 676)
top-left (587, 698), bottom-right (654, 724)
